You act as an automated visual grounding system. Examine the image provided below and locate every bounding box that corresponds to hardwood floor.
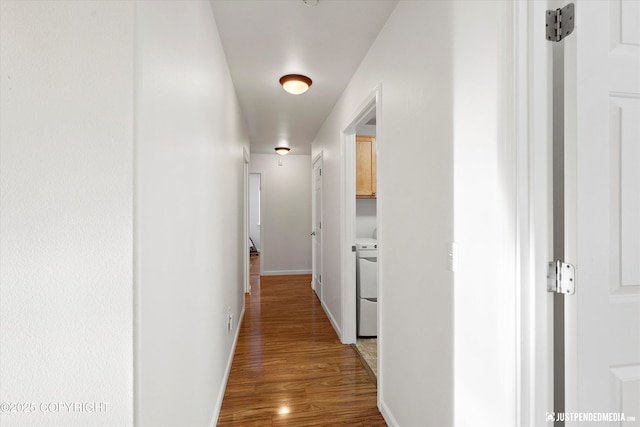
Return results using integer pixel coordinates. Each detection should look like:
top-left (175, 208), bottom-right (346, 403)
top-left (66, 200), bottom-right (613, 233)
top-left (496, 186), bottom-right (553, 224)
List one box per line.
top-left (218, 256), bottom-right (386, 426)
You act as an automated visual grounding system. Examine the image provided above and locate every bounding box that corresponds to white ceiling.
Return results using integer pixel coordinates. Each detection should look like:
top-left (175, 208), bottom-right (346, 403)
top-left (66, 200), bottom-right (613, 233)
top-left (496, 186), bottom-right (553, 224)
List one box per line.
top-left (210, 0), bottom-right (398, 155)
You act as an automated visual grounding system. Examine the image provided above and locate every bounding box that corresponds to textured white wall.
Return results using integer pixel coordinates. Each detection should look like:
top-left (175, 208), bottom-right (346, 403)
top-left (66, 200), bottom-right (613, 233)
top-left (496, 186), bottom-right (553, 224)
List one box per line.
top-left (135, 1), bottom-right (248, 426)
top-left (249, 154), bottom-right (312, 275)
top-left (0, 1), bottom-right (248, 426)
top-left (452, 3), bottom-right (517, 426)
top-left (0, 1), bottom-right (135, 426)
top-left (311, 1), bottom-right (516, 426)
top-left (356, 124), bottom-right (377, 137)
top-left (312, 3), bottom-right (454, 424)
top-left (355, 199), bottom-right (377, 239)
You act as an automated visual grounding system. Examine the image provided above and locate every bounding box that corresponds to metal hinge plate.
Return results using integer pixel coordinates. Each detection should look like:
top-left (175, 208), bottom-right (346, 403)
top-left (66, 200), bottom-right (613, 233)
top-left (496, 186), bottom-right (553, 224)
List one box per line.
top-left (546, 3), bottom-right (575, 42)
top-left (547, 260), bottom-right (575, 295)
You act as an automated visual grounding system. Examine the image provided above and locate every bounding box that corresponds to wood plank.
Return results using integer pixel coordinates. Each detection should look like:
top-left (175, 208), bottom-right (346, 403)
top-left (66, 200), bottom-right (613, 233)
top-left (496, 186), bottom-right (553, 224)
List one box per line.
top-left (217, 269), bottom-right (386, 426)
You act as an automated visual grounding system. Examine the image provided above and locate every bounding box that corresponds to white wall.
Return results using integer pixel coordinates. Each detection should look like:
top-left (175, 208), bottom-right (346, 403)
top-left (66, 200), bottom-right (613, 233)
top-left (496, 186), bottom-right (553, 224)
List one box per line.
top-left (357, 124), bottom-right (377, 137)
top-left (312, 3), bottom-right (454, 424)
top-left (249, 154), bottom-right (312, 275)
top-left (452, 3), bottom-right (517, 426)
top-left (356, 199), bottom-right (377, 238)
top-left (249, 173), bottom-right (261, 249)
top-left (0, 1), bottom-right (248, 426)
top-left (136, 2), bottom-right (248, 426)
top-left (311, 1), bottom-right (517, 426)
top-left (0, 1), bottom-right (135, 425)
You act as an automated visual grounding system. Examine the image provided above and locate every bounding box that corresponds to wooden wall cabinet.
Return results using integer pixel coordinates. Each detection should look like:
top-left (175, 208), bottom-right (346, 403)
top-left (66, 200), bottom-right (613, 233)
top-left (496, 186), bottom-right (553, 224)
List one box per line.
top-left (356, 135), bottom-right (376, 198)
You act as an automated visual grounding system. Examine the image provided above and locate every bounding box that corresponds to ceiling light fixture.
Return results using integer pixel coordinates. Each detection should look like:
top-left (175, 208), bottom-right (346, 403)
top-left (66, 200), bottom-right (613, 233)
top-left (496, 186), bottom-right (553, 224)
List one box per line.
top-left (279, 74), bottom-right (312, 95)
top-left (274, 146), bottom-right (291, 155)
top-left (303, 0), bottom-right (319, 6)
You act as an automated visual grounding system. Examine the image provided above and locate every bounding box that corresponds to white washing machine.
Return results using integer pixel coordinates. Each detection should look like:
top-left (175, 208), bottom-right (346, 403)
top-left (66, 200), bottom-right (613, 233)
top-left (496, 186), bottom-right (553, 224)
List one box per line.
top-left (356, 238), bottom-right (377, 337)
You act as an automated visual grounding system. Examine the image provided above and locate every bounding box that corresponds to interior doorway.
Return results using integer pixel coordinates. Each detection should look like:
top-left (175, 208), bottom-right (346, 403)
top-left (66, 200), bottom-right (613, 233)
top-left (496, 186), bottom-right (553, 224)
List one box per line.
top-left (249, 173), bottom-right (262, 277)
top-left (243, 148), bottom-right (250, 293)
top-left (312, 153), bottom-right (323, 300)
top-left (342, 85), bottom-right (382, 390)
top-left (353, 118), bottom-right (378, 384)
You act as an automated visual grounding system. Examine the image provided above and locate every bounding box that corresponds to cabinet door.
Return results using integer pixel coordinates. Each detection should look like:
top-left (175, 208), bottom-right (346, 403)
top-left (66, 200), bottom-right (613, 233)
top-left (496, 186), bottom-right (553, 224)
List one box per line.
top-left (356, 135), bottom-right (376, 198)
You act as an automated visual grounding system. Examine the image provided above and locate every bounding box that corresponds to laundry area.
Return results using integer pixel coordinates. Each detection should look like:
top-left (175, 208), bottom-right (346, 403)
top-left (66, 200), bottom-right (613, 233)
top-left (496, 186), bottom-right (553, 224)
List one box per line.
top-left (354, 120), bottom-right (378, 379)
top-left (356, 223), bottom-right (377, 337)
top-left (355, 119), bottom-right (378, 335)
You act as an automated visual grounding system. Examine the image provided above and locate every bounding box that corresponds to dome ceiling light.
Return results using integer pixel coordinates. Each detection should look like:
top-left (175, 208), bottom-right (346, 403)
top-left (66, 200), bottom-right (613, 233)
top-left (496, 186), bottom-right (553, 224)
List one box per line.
top-left (279, 74), bottom-right (312, 95)
top-left (274, 146), bottom-right (291, 155)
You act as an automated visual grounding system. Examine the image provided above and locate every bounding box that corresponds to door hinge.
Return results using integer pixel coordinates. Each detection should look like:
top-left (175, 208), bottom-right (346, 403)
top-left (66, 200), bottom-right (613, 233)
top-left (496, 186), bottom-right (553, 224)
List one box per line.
top-left (546, 3), bottom-right (575, 42)
top-left (547, 260), bottom-right (575, 295)
top-left (320, 168), bottom-right (322, 176)
top-left (352, 246), bottom-right (356, 252)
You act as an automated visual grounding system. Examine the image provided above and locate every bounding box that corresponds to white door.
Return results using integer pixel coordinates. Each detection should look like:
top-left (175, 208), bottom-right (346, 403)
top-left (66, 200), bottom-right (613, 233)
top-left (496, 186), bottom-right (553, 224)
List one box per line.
top-left (565, 0), bottom-right (640, 423)
top-left (312, 154), bottom-right (323, 299)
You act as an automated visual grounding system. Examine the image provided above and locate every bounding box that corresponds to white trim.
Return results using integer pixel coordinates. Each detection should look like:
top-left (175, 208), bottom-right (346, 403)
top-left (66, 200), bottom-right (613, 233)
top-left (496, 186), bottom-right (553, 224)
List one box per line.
top-left (494, 4), bottom-right (522, 425)
top-left (209, 305), bottom-right (245, 427)
top-left (312, 151), bottom-right (323, 166)
top-left (341, 133), bottom-right (356, 344)
top-left (514, 1), bottom-right (530, 425)
top-left (256, 172), bottom-right (265, 277)
top-left (379, 399), bottom-right (400, 427)
top-left (320, 298), bottom-right (342, 339)
top-left (259, 173), bottom-right (264, 276)
top-left (262, 269), bottom-right (312, 276)
top-left (516, 1), bottom-right (554, 426)
top-left (243, 147), bottom-right (250, 294)
top-left (341, 85), bottom-right (380, 346)
top-left (373, 87), bottom-right (383, 407)
top-left (340, 85), bottom-right (384, 412)
top-left (311, 152), bottom-right (324, 296)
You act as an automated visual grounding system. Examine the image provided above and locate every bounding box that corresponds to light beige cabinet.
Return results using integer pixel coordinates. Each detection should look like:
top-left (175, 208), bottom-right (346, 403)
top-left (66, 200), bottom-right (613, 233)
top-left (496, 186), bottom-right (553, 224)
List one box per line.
top-left (356, 135), bottom-right (376, 198)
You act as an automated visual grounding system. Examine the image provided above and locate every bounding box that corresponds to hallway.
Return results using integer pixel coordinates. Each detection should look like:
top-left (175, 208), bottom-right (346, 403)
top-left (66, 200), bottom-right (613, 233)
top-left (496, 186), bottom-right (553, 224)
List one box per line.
top-left (4, 1), bottom-right (606, 426)
top-left (218, 257), bottom-right (385, 426)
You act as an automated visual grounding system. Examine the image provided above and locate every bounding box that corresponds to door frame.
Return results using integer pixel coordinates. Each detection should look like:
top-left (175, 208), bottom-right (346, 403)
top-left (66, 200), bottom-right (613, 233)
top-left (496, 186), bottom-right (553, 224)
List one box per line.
top-left (312, 152), bottom-right (323, 298)
top-left (326, 8), bottom-right (553, 423)
top-left (248, 172), bottom-right (264, 277)
top-left (341, 85), bottom-right (381, 347)
top-left (243, 147), bottom-right (250, 293)
top-left (514, 1), bottom-right (555, 425)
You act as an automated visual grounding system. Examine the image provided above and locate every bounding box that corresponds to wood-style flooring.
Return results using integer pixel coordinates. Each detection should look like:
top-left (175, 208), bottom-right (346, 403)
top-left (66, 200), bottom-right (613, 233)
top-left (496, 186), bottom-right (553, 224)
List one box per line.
top-left (218, 256), bottom-right (386, 426)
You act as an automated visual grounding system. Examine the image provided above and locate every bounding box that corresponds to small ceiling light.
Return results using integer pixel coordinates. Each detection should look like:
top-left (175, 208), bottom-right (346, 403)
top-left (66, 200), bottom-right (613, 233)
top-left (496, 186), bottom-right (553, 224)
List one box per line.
top-left (279, 74), bottom-right (312, 95)
top-left (303, 0), bottom-right (319, 6)
top-left (275, 146), bottom-right (291, 155)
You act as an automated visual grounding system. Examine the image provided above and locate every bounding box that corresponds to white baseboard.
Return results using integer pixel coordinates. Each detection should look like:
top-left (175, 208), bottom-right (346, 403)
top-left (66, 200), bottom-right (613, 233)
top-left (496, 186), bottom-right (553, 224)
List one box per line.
top-left (262, 269), bottom-right (311, 276)
top-left (209, 305), bottom-right (245, 427)
top-left (379, 398), bottom-right (399, 427)
top-left (320, 298), bottom-right (342, 340)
